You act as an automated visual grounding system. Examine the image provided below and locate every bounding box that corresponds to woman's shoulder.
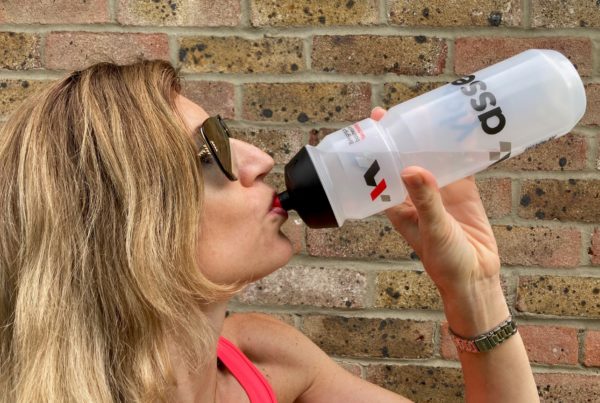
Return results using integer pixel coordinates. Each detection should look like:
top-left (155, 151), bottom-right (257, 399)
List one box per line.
top-left (222, 312), bottom-right (307, 363)
top-left (221, 312), bottom-right (321, 401)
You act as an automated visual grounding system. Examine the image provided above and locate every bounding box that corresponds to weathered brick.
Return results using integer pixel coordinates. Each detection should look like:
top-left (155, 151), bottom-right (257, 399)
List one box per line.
top-left (582, 84), bottom-right (600, 126)
top-left (45, 32), bottom-right (170, 71)
top-left (0, 80), bottom-right (49, 117)
top-left (307, 220), bottom-right (411, 260)
top-left (237, 265), bottom-right (367, 309)
top-left (302, 315), bottom-right (434, 359)
top-left (180, 81), bottom-right (235, 119)
top-left (476, 178), bottom-right (512, 219)
top-left (243, 83), bottom-right (371, 123)
top-left (489, 133), bottom-right (587, 171)
top-left (519, 325), bottom-right (579, 365)
top-left (117, 0), bottom-right (241, 26)
top-left (228, 127), bottom-right (304, 165)
top-left (250, 0), bottom-right (379, 26)
top-left (532, 0), bottom-right (600, 28)
top-left (454, 37), bottom-right (592, 77)
top-left (388, 0), bottom-right (522, 27)
top-left (534, 373), bottom-right (600, 401)
top-left (365, 365), bottom-right (464, 401)
top-left (178, 36), bottom-right (304, 74)
top-left (591, 228), bottom-right (600, 265)
top-left (493, 225), bottom-right (581, 268)
top-left (0, 32), bottom-right (41, 70)
top-left (0, 0), bottom-right (109, 24)
top-left (382, 82), bottom-right (446, 109)
top-left (584, 330), bottom-right (600, 367)
top-left (519, 179), bottom-right (600, 223)
top-left (312, 36), bottom-right (447, 76)
top-left (375, 270), bottom-right (443, 310)
top-left (517, 276), bottom-right (600, 318)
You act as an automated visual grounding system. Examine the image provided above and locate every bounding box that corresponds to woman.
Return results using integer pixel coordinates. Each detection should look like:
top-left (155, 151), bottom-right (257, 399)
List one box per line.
top-left (0, 60), bottom-right (539, 402)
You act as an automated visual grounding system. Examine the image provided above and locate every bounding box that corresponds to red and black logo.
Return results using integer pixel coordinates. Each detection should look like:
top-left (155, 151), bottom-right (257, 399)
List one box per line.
top-left (364, 160), bottom-right (390, 202)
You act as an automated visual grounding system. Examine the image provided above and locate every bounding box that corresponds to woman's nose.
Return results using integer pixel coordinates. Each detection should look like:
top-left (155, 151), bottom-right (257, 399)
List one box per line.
top-left (231, 139), bottom-right (275, 186)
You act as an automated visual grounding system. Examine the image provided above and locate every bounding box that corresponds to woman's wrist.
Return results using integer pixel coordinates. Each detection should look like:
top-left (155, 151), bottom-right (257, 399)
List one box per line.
top-left (439, 276), bottom-right (510, 338)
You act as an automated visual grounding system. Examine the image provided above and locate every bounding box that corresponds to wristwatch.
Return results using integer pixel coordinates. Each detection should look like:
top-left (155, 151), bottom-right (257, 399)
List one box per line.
top-left (449, 315), bottom-right (517, 353)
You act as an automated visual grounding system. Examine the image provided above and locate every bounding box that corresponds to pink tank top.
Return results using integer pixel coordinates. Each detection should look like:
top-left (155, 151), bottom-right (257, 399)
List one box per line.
top-left (216, 337), bottom-right (278, 403)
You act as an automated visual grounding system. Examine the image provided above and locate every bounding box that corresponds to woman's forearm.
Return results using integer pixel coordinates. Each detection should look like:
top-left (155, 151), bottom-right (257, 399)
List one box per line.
top-left (441, 279), bottom-right (539, 403)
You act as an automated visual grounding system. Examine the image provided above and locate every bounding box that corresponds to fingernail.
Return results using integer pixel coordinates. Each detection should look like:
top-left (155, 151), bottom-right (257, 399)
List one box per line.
top-left (401, 173), bottom-right (423, 188)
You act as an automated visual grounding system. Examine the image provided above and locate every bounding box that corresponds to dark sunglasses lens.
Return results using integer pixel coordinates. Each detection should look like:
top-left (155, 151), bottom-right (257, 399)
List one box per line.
top-left (202, 117), bottom-right (235, 179)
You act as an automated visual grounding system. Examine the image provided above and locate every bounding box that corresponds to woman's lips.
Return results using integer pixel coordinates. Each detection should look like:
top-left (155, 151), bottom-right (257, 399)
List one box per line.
top-left (270, 194), bottom-right (288, 218)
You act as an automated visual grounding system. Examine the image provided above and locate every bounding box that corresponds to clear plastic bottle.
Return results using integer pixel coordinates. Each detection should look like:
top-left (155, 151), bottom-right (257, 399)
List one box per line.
top-left (278, 49), bottom-right (587, 228)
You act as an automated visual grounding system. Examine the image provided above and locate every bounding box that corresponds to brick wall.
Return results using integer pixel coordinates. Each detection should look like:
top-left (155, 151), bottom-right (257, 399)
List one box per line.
top-left (1, 0), bottom-right (599, 401)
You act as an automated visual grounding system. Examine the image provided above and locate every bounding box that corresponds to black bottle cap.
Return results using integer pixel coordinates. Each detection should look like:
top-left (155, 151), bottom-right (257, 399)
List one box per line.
top-left (277, 146), bottom-right (338, 228)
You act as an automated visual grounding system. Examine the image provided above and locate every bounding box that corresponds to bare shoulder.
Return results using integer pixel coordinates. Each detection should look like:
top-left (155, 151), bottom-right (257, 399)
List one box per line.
top-left (221, 312), bottom-right (322, 401)
top-left (221, 313), bottom-right (411, 403)
top-left (222, 312), bottom-right (318, 369)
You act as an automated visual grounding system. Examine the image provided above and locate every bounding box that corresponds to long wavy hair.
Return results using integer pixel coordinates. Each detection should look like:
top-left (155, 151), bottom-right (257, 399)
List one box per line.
top-left (0, 60), bottom-right (235, 402)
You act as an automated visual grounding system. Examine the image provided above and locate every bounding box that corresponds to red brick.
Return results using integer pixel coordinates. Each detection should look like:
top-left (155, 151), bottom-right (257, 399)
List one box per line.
top-left (582, 84), bottom-right (600, 126)
top-left (591, 228), bottom-right (600, 265)
top-left (45, 32), bottom-right (170, 71)
top-left (0, 0), bottom-right (109, 24)
top-left (236, 265), bottom-right (367, 309)
top-left (117, 0), bottom-right (241, 26)
top-left (489, 133), bottom-right (587, 171)
top-left (519, 325), bottom-right (579, 365)
top-left (584, 330), bottom-right (600, 367)
top-left (312, 35), bottom-right (447, 75)
top-left (454, 37), bottom-right (592, 77)
top-left (180, 81), bottom-right (235, 119)
top-left (307, 220), bottom-right (412, 260)
top-left (494, 225), bottom-right (581, 268)
top-left (242, 83), bottom-right (371, 123)
top-left (476, 178), bottom-right (512, 219)
top-left (534, 373), bottom-right (600, 401)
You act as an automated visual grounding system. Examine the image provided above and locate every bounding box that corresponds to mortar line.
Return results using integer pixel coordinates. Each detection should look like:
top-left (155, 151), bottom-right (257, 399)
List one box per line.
top-left (5, 23), bottom-right (600, 39)
top-left (578, 329), bottom-right (587, 366)
top-left (240, 0), bottom-right (251, 28)
top-left (379, 0), bottom-right (388, 24)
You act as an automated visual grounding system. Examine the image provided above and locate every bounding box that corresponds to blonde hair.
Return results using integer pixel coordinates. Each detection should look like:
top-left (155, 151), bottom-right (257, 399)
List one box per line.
top-left (0, 60), bottom-right (234, 402)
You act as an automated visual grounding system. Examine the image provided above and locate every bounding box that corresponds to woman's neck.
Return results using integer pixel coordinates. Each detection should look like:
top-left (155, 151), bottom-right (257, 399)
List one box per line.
top-left (169, 299), bottom-right (230, 403)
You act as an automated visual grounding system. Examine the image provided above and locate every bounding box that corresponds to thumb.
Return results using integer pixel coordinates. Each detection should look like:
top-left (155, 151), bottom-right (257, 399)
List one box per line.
top-left (400, 166), bottom-right (447, 229)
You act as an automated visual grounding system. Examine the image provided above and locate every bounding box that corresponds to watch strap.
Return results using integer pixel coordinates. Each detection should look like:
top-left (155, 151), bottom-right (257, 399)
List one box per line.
top-left (450, 315), bottom-right (517, 353)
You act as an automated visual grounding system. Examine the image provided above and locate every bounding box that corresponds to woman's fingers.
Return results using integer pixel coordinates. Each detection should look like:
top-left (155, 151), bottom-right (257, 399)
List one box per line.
top-left (400, 166), bottom-right (448, 232)
top-left (370, 107), bottom-right (387, 121)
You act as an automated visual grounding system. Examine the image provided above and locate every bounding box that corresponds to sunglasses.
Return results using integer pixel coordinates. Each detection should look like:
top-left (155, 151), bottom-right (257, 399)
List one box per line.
top-left (195, 115), bottom-right (237, 181)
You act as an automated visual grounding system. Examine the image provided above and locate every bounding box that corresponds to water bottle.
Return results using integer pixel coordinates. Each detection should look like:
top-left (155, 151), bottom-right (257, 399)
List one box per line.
top-left (277, 49), bottom-right (587, 228)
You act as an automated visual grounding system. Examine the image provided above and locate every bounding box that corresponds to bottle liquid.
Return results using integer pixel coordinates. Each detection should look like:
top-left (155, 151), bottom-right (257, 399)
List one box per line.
top-left (277, 49), bottom-right (586, 228)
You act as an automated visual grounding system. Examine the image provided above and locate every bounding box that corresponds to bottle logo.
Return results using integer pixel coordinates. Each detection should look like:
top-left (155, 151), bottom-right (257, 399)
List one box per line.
top-left (364, 160), bottom-right (390, 202)
top-left (451, 75), bottom-right (507, 135)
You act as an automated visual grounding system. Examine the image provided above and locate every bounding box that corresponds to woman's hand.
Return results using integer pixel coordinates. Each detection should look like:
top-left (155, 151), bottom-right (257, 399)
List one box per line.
top-left (370, 107), bottom-right (507, 336)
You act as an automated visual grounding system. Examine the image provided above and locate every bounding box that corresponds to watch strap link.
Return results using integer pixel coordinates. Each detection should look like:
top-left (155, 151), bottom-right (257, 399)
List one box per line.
top-left (450, 316), bottom-right (517, 353)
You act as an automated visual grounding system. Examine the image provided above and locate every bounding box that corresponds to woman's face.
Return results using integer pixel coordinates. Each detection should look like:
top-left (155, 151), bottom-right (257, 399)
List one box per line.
top-left (175, 95), bottom-right (293, 285)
